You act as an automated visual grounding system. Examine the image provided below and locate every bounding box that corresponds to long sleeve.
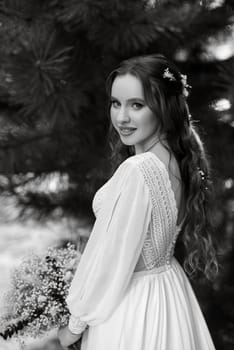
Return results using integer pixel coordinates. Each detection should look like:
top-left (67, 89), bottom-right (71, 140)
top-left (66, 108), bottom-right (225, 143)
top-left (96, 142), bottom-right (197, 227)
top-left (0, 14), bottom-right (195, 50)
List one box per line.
top-left (66, 159), bottom-right (152, 333)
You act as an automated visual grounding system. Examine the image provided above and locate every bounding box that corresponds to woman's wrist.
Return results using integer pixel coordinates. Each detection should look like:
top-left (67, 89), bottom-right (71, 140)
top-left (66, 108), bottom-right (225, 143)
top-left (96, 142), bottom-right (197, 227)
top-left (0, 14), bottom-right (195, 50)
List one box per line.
top-left (57, 325), bottom-right (82, 348)
top-left (68, 314), bottom-right (88, 334)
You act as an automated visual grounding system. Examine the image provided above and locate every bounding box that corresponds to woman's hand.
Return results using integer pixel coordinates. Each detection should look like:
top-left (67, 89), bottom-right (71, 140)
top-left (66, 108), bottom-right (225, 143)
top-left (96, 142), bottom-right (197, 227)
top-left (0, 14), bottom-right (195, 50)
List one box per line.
top-left (57, 325), bottom-right (82, 348)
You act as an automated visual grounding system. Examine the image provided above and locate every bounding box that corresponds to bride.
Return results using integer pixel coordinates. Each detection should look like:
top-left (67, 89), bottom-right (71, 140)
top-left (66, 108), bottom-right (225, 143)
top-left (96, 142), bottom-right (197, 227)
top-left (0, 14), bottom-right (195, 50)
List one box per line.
top-left (58, 54), bottom-right (218, 349)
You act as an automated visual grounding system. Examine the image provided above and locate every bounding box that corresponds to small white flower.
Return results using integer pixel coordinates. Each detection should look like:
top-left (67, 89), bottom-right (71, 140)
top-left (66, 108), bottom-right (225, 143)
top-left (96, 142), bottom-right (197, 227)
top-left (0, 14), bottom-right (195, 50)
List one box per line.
top-left (163, 68), bottom-right (176, 81)
top-left (50, 306), bottom-right (58, 317)
top-left (64, 271), bottom-right (73, 282)
top-left (66, 258), bottom-right (78, 270)
top-left (38, 295), bottom-right (47, 304)
top-left (163, 68), bottom-right (191, 98)
top-left (180, 73), bottom-right (191, 97)
top-left (180, 74), bottom-right (187, 86)
top-left (0, 244), bottom-right (80, 341)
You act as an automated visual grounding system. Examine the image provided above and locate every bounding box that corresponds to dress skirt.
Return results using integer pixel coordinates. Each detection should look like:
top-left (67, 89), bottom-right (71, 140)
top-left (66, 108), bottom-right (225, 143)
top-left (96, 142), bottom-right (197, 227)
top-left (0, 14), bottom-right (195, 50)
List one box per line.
top-left (80, 258), bottom-right (215, 350)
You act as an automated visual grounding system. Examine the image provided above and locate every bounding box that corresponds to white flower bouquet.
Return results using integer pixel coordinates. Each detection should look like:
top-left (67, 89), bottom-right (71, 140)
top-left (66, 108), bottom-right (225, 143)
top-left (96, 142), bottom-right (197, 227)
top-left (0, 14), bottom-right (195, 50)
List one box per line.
top-left (0, 244), bottom-right (81, 348)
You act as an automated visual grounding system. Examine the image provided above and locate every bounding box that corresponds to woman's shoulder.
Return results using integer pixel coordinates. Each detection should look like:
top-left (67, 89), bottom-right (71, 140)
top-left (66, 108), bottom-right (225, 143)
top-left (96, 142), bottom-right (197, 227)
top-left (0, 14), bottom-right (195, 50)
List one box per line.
top-left (109, 152), bottom-right (169, 188)
top-left (109, 153), bottom-right (154, 185)
top-left (115, 152), bottom-right (150, 174)
top-left (122, 151), bottom-right (165, 171)
top-left (113, 152), bottom-right (166, 185)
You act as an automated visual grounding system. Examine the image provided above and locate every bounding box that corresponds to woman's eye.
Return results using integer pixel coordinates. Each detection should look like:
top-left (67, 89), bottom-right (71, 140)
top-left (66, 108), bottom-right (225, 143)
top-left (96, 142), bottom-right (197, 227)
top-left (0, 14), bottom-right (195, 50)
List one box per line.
top-left (132, 102), bottom-right (143, 110)
top-left (111, 100), bottom-right (120, 108)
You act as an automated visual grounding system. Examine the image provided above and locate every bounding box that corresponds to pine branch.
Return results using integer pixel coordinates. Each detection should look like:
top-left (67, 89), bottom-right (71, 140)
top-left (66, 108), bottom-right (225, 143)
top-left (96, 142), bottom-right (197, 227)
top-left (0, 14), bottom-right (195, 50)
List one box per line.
top-left (55, 0), bottom-right (104, 32)
top-left (0, 158), bottom-right (108, 221)
top-left (147, 1), bottom-right (233, 49)
top-left (53, 0), bottom-right (157, 54)
top-left (215, 57), bottom-right (234, 95)
top-left (0, 0), bottom-right (52, 20)
top-left (2, 24), bottom-right (73, 112)
top-left (0, 13), bottom-right (29, 57)
top-left (0, 112), bottom-right (108, 174)
top-left (90, 12), bottom-right (160, 56)
top-left (52, 0), bottom-right (234, 57)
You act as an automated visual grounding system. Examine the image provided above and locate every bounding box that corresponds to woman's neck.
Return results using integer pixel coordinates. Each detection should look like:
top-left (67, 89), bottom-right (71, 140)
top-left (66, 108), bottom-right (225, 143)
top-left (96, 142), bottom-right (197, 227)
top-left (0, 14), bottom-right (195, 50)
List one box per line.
top-left (134, 133), bottom-right (166, 154)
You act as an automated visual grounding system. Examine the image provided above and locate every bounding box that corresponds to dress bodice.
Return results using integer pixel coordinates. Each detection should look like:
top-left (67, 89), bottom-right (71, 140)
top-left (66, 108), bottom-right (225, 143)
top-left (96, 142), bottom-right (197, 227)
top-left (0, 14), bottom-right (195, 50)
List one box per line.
top-left (92, 152), bottom-right (182, 272)
top-left (67, 151), bottom-right (182, 331)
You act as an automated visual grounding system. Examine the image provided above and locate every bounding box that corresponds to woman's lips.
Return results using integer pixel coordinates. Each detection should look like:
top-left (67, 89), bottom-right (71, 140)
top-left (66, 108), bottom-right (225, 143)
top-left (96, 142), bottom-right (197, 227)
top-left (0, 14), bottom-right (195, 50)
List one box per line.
top-left (119, 127), bottom-right (137, 136)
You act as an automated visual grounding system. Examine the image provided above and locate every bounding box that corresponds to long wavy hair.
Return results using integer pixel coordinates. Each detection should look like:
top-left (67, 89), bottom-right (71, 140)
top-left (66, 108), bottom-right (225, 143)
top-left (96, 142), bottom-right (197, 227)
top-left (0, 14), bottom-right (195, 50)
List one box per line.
top-left (105, 54), bottom-right (218, 281)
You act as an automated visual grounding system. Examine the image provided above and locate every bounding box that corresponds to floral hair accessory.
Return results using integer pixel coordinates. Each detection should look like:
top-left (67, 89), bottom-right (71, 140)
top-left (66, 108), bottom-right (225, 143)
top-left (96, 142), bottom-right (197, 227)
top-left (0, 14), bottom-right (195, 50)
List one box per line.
top-left (197, 167), bottom-right (209, 191)
top-left (162, 68), bottom-right (191, 98)
top-left (163, 68), bottom-right (176, 81)
top-left (180, 74), bottom-right (191, 97)
top-left (198, 168), bottom-right (206, 180)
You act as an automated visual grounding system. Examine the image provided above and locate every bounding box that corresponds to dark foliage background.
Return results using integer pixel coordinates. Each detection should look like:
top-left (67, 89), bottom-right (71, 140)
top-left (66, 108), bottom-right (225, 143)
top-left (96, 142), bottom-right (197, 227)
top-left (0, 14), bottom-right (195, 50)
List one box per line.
top-left (0, 1), bottom-right (234, 349)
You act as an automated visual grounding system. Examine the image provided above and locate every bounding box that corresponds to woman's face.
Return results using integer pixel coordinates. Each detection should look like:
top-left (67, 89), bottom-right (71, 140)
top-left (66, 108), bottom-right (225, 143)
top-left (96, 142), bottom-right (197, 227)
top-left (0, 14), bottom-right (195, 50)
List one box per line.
top-left (110, 73), bottom-right (159, 153)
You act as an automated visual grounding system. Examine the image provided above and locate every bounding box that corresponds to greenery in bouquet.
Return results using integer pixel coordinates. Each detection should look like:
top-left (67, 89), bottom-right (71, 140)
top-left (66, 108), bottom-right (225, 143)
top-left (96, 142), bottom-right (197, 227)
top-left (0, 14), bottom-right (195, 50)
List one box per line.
top-left (0, 244), bottom-right (81, 342)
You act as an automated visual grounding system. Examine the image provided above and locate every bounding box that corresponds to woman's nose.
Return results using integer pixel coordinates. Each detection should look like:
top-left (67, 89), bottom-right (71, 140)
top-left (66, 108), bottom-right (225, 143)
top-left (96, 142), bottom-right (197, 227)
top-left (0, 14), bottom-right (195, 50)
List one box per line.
top-left (116, 107), bottom-right (130, 123)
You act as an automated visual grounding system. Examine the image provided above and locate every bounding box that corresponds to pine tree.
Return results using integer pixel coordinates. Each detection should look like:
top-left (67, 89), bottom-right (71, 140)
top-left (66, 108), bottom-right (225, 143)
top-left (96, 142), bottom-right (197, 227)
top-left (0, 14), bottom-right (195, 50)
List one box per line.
top-left (0, 1), bottom-right (234, 348)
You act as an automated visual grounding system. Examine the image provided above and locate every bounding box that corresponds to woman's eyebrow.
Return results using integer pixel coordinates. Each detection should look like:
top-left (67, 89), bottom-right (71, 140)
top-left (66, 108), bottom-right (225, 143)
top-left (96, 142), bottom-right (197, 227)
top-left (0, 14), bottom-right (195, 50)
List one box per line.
top-left (110, 96), bottom-right (145, 102)
top-left (127, 98), bottom-right (145, 102)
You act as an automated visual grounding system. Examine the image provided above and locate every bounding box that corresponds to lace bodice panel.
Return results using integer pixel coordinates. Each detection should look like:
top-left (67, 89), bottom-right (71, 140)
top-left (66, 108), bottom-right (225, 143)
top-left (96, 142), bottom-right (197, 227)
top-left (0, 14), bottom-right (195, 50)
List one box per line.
top-left (92, 152), bottom-right (181, 272)
top-left (133, 153), bottom-right (181, 270)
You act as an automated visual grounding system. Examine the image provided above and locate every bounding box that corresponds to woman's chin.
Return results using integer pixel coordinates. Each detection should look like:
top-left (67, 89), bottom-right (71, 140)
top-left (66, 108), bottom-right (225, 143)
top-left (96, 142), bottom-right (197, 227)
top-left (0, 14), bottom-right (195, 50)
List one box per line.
top-left (121, 140), bottom-right (135, 147)
top-left (119, 136), bottom-right (135, 146)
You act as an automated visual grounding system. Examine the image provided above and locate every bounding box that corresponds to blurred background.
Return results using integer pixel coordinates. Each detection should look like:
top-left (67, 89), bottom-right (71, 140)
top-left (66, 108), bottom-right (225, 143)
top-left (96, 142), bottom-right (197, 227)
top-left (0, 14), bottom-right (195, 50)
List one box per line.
top-left (0, 0), bottom-right (234, 349)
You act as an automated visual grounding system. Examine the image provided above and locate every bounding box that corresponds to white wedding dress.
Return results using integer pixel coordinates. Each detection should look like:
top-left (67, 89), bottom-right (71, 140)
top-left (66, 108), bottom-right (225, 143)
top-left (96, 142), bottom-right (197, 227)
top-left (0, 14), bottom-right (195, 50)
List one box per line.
top-left (66, 152), bottom-right (216, 350)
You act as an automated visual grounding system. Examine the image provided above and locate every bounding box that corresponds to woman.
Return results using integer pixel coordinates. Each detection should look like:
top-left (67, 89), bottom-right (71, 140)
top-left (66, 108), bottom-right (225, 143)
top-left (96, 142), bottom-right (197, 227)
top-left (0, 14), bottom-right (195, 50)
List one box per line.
top-left (58, 54), bottom-right (218, 349)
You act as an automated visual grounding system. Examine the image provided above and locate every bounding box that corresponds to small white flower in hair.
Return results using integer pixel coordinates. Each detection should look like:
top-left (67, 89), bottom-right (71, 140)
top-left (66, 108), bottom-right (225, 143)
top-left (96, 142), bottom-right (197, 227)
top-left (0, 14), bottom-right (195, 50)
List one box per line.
top-left (180, 74), bottom-right (190, 97)
top-left (180, 74), bottom-right (187, 86)
top-left (163, 68), bottom-right (176, 81)
top-left (163, 67), bottom-right (192, 98)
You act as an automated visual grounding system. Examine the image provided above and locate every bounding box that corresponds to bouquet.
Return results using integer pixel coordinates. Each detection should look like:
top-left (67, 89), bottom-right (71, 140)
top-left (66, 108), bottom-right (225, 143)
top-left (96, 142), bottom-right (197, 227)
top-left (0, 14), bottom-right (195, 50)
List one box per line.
top-left (0, 243), bottom-right (81, 348)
